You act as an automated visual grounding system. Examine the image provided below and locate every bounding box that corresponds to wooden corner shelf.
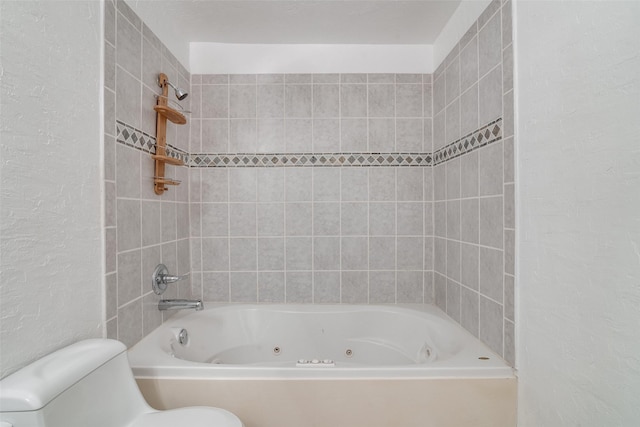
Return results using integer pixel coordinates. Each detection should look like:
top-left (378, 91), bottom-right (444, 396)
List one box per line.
top-left (153, 105), bottom-right (186, 125)
top-left (153, 72), bottom-right (187, 195)
top-left (154, 178), bottom-right (181, 186)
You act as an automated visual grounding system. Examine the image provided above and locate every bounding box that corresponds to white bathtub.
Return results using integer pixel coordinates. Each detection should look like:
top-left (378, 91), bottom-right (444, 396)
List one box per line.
top-left (129, 304), bottom-right (516, 427)
top-left (129, 304), bottom-right (511, 378)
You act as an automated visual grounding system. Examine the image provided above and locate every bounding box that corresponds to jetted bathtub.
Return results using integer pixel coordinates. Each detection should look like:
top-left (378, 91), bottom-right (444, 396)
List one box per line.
top-left (128, 304), bottom-right (516, 427)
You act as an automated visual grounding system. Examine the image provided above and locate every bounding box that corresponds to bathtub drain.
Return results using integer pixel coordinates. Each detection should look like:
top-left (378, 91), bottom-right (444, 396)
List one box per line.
top-left (345, 349), bottom-right (353, 358)
top-left (273, 346), bottom-right (281, 355)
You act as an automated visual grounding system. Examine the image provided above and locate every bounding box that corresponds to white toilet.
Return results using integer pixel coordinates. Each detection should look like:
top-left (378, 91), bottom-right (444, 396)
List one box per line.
top-left (0, 339), bottom-right (243, 427)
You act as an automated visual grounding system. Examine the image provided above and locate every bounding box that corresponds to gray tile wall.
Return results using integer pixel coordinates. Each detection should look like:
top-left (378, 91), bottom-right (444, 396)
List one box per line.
top-left (104, 0), bottom-right (191, 347)
top-left (432, 0), bottom-right (515, 364)
top-left (103, 0), bottom-right (514, 368)
top-left (189, 73), bottom-right (432, 154)
top-left (189, 74), bottom-right (435, 305)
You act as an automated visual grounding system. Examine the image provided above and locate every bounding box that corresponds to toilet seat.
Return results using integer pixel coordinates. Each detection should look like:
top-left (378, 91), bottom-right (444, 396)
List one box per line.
top-left (131, 407), bottom-right (243, 427)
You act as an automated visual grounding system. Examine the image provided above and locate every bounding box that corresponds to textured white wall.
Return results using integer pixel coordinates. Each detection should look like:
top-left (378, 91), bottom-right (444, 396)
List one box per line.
top-left (516, 1), bottom-right (640, 425)
top-left (0, 1), bottom-right (103, 378)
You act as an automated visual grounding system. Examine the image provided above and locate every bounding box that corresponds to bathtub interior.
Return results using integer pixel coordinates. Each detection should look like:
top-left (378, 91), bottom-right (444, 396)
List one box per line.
top-left (132, 304), bottom-right (508, 373)
top-left (167, 306), bottom-right (463, 366)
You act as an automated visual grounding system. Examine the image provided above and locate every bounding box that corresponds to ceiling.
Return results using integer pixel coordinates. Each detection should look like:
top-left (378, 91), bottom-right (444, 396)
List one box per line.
top-left (127, 1), bottom-right (461, 45)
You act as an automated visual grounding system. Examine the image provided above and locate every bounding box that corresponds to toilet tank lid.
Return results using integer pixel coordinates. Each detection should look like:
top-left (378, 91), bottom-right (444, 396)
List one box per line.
top-left (0, 339), bottom-right (126, 412)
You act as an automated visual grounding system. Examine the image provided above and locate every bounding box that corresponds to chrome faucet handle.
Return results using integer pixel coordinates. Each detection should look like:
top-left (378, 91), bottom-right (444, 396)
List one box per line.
top-left (152, 264), bottom-right (189, 295)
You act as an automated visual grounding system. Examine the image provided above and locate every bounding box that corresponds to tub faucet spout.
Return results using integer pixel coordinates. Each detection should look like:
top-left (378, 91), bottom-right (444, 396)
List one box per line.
top-left (158, 299), bottom-right (204, 311)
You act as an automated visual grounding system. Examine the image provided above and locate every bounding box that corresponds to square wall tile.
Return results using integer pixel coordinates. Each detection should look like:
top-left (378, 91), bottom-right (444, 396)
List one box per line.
top-left (286, 272), bottom-right (313, 303)
top-left (461, 287), bottom-right (479, 337)
top-left (258, 203), bottom-right (284, 237)
top-left (229, 168), bottom-right (257, 202)
top-left (202, 238), bottom-right (229, 271)
top-left (445, 58), bottom-right (460, 105)
top-left (341, 119), bottom-right (368, 152)
top-left (397, 203), bottom-right (423, 235)
top-left (230, 238), bottom-right (257, 271)
top-left (313, 203), bottom-right (340, 236)
top-left (314, 271), bottom-right (341, 303)
top-left (369, 168), bottom-right (396, 201)
top-left (313, 119), bottom-right (340, 152)
top-left (396, 84), bottom-right (423, 117)
top-left (446, 279), bottom-right (461, 322)
top-left (229, 85), bottom-right (256, 118)
top-left (479, 196), bottom-right (503, 249)
top-left (397, 237), bottom-right (423, 270)
top-left (203, 272), bottom-right (230, 302)
top-left (461, 243), bottom-right (480, 291)
top-left (285, 168), bottom-right (312, 202)
top-left (479, 296), bottom-right (503, 356)
top-left (285, 119), bottom-right (312, 152)
top-left (313, 84), bottom-right (340, 117)
top-left (341, 84), bottom-right (367, 117)
top-left (479, 141), bottom-right (504, 196)
top-left (258, 272), bottom-right (285, 303)
top-left (478, 12), bottom-right (502, 77)
top-left (314, 237), bottom-right (340, 270)
top-left (397, 271), bottom-right (423, 303)
top-left (396, 119), bottom-right (423, 152)
top-left (286, 237), bottom-right (312, 270)
top-left (258, 238), bottom-right (285, 271)
top-left (368, 118), bottom-right (395, 152)
top-left (230, 272), bottom-right (257, 302)
top-left (434, 273), bottom-right (447, 311)
top-left (342, 271), bottom-right (369, 303)
top-left (201, 204), bottom-right (228, 237)
top-left (341, 237), bottom-right (368, 270)
top-left (117, 249), bottom-right (141, 306)
top-left (201, 85), bottom-right (228, 118)
top-left (257, 84), bottom-right (284, 118)
top-left (369, 271), bottom-right (396, 303)
top-left (341, 203), bottom-right (368, 236)
top-left (229, 203), bottom-right (256, 237)
top-left (369, 203), bottom-right (396, 236)
top-left (369, 237), bottom-right (395, 270)
top-left (285, 203), bottom-right (312, 236)
top-left (313, 168), bottom-right (341, 201)
top-left (286, 85), bottom-right (312, 118)
top-left (341, 168), bottom-right (369, 202)
top-left (478, 66), bottom-right (502, 125)
top-left (368, 84), bottom-right (395, 117)
top-left (479, 246), bottom-right (503, 302)
top-left (257, 119), bottom-right (285, 153)
top-left (202, 168), bottom-right (228, 203)
top-left (117, 199), bottom-right (141, 252)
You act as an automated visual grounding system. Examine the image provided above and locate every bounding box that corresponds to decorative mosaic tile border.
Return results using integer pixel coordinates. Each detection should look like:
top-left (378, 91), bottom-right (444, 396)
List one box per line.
top-left (114, 118), bottom-right (501, 168)
top-left (115, 120), bottom-right (189, 164)
top-left (188, 152), bottom-right (432, 168)
top-left (432, 119), bottom-right (502, 166)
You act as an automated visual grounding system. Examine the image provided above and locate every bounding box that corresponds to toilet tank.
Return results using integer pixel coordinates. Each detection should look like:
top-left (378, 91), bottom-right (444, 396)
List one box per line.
top-left (0, 339), bottom-right (152, 427)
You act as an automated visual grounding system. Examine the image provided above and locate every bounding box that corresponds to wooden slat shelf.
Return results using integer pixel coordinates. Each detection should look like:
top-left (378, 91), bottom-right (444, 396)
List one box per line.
top-left (152, 154), bottom-right (184, 166)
